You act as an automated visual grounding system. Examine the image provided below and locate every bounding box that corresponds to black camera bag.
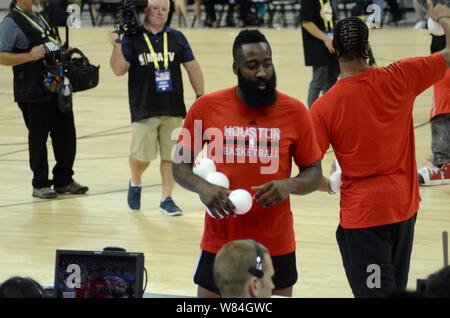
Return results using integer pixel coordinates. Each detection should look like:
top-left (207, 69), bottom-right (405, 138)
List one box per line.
top-left (64, 48), bottom-right (100, 93)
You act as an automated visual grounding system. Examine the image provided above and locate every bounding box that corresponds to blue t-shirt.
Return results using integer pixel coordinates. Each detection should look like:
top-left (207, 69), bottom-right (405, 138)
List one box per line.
top-left (121, 26), bottom-right (195, 64)
top-left (0, 16), bottom-right (31, 52)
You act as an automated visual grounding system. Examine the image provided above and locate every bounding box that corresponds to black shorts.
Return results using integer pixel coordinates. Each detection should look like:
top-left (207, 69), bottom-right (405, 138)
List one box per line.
top-left (193, 250), bottom-right (298, 294)
top-left (336, 213), bottom-right (417, 298)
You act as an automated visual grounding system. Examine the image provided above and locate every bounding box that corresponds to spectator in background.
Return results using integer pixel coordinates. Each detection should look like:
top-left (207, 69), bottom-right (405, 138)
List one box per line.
top-left (109, 0), bottom-right (204, 214)
top-left (414, 0), bottom-right (428, 29)
top-left (300, 0), bottom-right (339, 107)
top-left (418, 34), bottom-right (450, 186)
top-left (0, 0), bottom-right (89, 199)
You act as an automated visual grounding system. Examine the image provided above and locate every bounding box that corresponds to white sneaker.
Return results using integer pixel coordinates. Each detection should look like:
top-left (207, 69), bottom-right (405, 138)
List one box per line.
top-left (418, 163), bottom-right (450, 186)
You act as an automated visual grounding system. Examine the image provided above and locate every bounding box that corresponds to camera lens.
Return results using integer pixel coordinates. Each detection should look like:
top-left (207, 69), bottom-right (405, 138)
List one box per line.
top-left (122, 10), bottom-right (134, 22)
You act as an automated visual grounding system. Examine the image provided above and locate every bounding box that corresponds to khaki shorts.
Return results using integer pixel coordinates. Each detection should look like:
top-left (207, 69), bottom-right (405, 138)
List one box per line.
top-left (130, 116), bottom-right (183, 162)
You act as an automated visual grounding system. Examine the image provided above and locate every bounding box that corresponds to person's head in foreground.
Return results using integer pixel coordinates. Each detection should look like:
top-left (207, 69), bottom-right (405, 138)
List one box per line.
top-left (213, 240), bottom-right (275, 298)
top-left (0, 276), bottom-right (46, 298)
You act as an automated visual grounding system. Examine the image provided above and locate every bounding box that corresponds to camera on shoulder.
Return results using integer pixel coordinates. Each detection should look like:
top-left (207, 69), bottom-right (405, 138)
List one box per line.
top-left (118, 0), bottom-right (142, 36)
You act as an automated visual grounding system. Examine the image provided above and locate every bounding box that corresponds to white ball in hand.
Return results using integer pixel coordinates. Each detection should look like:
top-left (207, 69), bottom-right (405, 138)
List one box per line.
top-left (229, 189), bottom-right (253, 215)
top-left (206, 207), bottom-right (223, 219)
top-left (329, 171), bottom-right (342, 194)
top-left (193, 158), bottom-right (216, 179)
top-left (206, 172), bottom-right (230, 189)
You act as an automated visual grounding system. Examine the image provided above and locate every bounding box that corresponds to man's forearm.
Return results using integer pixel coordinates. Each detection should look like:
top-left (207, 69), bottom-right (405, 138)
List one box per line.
top-left (285, 161), bottom-right (322, 195)
top-left (0, 52), bottom-right (32, 66)
top-left (109, 46), bottom-right (129, 76)
top-left (172, 162), bottom-right (210, 194)
top-left (302, 21), bottom-right (329, 42)
top-left (184, 60), bottom-right (204, 96)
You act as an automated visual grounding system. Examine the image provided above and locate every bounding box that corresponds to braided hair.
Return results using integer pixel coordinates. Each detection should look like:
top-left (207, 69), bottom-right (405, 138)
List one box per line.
top-left (333, 17), bottom-right (369, 60)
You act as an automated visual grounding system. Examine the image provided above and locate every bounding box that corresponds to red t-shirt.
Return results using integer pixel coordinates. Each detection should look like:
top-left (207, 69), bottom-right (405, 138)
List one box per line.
top-left (88, 278), bottom-right (109, 298)
top-left (180, 87), bottom-right (321, 255)
top-left (431, 69), bottom-right (450, 118)
top-left (311, 53), bottom-right (447, 229)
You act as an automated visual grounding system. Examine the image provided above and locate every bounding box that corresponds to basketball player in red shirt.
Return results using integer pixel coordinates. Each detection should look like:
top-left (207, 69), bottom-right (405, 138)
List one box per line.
top-left (173, 30), bottom-right (322, 297)
top-left (310, 2), bottom-right (450, 297)
top-left (418, 34), bottom-right (450, 185)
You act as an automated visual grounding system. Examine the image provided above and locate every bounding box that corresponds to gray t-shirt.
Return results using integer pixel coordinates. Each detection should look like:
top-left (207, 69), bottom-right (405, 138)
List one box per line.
top-left (0, 12), bottom-right (47, 52)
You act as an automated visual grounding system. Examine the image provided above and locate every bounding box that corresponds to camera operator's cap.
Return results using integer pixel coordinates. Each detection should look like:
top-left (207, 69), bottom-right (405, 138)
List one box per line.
top-left (56, 78), bottom-right (73, 113)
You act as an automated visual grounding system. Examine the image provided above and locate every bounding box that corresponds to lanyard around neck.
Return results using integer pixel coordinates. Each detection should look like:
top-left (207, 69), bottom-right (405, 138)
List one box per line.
top-left (143, 32), bottom-right (168, 70)
top-left (319, 0), bottom-right (334, 31)
top-left (15, 5), bottom-right (59, 44)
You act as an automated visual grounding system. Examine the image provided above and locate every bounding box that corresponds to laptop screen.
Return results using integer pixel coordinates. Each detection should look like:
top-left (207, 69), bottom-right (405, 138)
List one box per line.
top-left (54, 250), bottom-right (145, 298)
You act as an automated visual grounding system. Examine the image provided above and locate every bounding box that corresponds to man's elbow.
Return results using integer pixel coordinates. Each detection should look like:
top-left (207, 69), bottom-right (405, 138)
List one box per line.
top-left (112, 67), bottom-right (127, 76)
top-left (302, 21), bottom-right (313, 28)
top-left (0, 53), bottom-right (10, 66)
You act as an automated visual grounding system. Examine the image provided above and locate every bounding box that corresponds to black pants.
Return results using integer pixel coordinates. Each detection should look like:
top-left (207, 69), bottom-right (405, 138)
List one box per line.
top-left (205, 0), bottom-right (235, 25)
top-left (430, 114), bottom-right (450, 167)
top-left (194, 250), bottom-right (297, 294)
top-left (336, 214), bottom-right (417, 298)
top-left (18, 95), bottom-right (76, 188)
top-left (307, 62), bottom-right (339, 107)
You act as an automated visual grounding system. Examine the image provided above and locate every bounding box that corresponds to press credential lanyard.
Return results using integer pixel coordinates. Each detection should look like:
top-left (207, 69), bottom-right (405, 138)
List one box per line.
top-left (319, 0), bottom-right (334, 32)
top-left (143, 32), bottom-right (169, 70)
top-left (15, 5), bottom-right (59, 44)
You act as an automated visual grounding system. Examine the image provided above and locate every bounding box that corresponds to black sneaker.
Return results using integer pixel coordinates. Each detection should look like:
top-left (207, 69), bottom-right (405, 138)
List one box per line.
top-left (33, 187), bottom-right (57, 199)
top-left (54, 180), bottom-right (89, 194)
top-left (127, 181), bottom-right (142, 211)
top-left (160, 197), bottom-right (182, 216)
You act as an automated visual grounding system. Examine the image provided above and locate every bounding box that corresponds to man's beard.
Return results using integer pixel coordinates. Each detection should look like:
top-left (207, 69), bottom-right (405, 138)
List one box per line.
top-left (237, 69), bottom-right (277, 108)
top-left (32, 0), bottom-right (43, 12)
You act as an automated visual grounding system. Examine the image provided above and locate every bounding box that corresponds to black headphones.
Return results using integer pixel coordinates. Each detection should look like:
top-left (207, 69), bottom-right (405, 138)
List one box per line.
top-left (247, 240), bottom-right (264, 279)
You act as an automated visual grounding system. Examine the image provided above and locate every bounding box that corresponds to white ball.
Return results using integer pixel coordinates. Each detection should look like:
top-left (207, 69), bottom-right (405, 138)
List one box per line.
top-left (329, 171), bottom-right (342, 194)
top-left (206, 172), bottom-right (230, 189)
top-left (229, 189), bottom-right (253, 215)
top-left (193, 158), bottom-right (216, 179)
top-left (334, 160), bottom-right (341, 174)
top-left (205, 207), bottom-right (223, 219)
top-left (428, 17), bottom-right (445, 36)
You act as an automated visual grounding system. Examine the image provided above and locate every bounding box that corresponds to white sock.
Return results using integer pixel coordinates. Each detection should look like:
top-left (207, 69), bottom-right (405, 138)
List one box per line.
top-left (130, 181), bottom-right (141, 187)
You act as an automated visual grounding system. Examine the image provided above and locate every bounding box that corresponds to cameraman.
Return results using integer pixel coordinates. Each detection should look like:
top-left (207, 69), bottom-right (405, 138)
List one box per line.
top-left (108, 0), bottom-right (204, 215)
top-left (0, 0), bottom-right (88, 199)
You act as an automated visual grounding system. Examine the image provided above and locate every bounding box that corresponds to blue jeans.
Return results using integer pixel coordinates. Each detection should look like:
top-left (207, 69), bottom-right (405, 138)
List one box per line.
top-left (431, 113), bottom-right (450, 166)
top-left (307, 64), bottom-right (339, 107)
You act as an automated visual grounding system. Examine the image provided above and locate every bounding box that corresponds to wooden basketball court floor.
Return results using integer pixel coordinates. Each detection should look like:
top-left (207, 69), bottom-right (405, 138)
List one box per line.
top-left (0, 27), bottom-right (449, 297)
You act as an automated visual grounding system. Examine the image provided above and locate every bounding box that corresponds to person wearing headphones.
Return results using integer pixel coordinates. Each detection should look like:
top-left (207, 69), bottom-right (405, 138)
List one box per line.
top-left (213, 240), bottom-right (275, 298)
top-left (0, 276), bottom-right (46, 298)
